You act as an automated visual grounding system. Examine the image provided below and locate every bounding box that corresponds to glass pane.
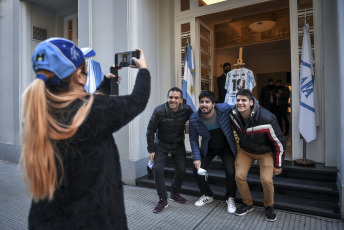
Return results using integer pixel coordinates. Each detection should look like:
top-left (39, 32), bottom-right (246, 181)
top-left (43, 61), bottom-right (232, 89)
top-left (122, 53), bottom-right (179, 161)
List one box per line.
top-left (181, 23), bottom-right (191, 79)
top-left (200, 38), bottom-right (210, 52)
top-left (201, 68), bottom-right (210, 79)
top-left (199, 23), bottom-right (212, 92)
top-left (297, 0), bottom-right (314, 54)
top-left (201, 52), bottom-right (210, 66)
top-left (199, 0), bottom-right (227, 7)
top-left (298, 0), bottom-right (313, 10)
top-left (182, 37), bottom-right (189, 48)
top-left (201, 81), bottom-right (210, 91)
top-left (181, 23), bottom-right (191, 33)
top-left (298, 14), bottom-right (313, 28)
top-left (181, 0), bottom-right (190, 11)
top-left (200, 26), bottom-right (210, 40)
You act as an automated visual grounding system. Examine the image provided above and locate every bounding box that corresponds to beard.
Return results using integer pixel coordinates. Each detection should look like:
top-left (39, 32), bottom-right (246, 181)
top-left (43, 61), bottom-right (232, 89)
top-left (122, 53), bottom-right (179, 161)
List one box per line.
top-left (201, 107), bottom-right (213, 115)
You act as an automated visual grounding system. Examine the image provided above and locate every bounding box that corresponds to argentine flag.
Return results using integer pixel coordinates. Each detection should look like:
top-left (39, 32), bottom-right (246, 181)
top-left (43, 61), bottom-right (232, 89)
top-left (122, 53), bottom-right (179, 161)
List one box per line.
top-left (182, 45), bottom-right (196, 111)
top-left (298, 24), bottom-right (320, 143)
top-left (85, 60), bottom-right (103, 93)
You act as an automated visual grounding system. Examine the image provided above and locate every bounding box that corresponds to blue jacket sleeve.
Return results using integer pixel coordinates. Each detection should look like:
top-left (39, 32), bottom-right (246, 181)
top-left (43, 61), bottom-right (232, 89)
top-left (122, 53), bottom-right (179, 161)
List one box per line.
top-left (189, 116), bottom-right (201, 161)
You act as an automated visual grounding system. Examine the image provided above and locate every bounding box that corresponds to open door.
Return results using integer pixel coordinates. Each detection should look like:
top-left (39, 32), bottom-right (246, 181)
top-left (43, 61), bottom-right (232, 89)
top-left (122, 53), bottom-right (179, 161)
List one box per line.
top-left (195, 19), bottom-right (214, 95)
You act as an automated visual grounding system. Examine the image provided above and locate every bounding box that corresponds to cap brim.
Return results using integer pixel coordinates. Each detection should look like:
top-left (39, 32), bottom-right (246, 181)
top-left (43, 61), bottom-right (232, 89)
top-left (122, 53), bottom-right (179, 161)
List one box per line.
top-left (81, 47), bottom-right (96, 58)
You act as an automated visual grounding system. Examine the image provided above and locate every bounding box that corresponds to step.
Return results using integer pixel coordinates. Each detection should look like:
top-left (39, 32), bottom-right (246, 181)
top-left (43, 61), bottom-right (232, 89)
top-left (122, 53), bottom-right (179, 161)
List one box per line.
top-left (162, 166), bottom-right (338, 202)
top-left (136, 175), bottom-right (340, 219)
top-left (166, 157), bottom-right (337, 182)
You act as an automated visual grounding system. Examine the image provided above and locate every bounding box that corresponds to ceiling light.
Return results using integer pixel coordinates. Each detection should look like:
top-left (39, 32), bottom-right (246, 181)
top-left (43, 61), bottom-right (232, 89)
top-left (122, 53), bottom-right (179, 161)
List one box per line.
top-left (249, 20), bottom-right (276, 33)
top-left (202, 0), bottom-right (227, 5)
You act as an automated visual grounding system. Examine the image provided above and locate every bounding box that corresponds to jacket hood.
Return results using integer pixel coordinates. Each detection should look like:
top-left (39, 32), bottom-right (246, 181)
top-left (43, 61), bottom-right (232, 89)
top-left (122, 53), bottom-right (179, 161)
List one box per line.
top-left (251, 96), bottom-right (260, 118)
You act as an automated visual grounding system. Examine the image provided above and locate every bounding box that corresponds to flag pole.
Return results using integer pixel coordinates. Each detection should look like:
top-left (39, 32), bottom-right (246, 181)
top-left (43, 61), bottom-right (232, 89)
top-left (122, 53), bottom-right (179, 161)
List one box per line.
top-left (294, 136), bottom-right (315, 166)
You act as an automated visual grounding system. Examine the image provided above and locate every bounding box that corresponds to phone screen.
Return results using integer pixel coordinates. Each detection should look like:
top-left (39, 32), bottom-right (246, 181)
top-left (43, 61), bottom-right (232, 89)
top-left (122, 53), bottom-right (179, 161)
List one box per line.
top-left (115, 51), bottom-right (140, 67)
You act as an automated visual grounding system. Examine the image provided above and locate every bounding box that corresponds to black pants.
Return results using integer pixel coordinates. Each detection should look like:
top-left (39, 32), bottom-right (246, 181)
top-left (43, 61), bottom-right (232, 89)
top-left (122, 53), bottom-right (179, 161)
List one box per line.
top-left (193, 148), bottom-right (236, 199)
top-left (153, 143), bottom-right (186, 200)
top-left (276, 105), bottom-right (289, 133)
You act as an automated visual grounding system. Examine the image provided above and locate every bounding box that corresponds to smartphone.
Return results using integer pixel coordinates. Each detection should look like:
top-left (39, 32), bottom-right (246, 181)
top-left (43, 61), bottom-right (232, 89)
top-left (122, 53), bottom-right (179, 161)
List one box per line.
top-left (115, 50), bottom-right (140, 67)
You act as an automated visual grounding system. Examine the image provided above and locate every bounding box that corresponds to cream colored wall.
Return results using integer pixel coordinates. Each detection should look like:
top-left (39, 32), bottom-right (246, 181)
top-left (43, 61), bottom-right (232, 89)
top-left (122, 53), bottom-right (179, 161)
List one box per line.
top-left (0, 0), bottom-right (20, 146)
top-left (78, 0), bottom-right (176, 184)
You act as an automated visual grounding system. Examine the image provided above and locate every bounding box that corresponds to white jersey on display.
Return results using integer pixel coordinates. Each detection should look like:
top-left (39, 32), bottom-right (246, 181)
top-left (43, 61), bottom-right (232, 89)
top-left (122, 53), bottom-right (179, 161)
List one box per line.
top-left (224, 68), bottom-right (256, 105)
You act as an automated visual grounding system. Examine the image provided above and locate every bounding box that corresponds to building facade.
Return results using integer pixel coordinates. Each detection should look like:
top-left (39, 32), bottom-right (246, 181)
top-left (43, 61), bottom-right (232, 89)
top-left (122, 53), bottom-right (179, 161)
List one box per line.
top-left (0, 0), bottom-right (343, 218)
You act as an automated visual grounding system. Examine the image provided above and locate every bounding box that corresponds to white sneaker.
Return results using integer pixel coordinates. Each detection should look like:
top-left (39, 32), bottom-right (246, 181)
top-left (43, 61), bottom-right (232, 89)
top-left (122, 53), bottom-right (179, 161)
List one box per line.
top-left (195, 195), bottom-right (214, 207)
top-left (226, 197), bottom-right (236, 214)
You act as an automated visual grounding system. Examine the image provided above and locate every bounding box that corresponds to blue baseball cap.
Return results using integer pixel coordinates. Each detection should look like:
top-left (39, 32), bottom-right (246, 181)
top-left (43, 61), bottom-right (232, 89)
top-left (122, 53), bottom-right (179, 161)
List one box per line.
top-left (32, 37), bottom-right (85, 80)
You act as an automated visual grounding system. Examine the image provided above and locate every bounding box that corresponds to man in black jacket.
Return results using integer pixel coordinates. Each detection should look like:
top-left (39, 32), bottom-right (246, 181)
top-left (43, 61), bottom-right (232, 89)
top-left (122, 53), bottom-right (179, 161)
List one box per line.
top-left (146, 87), bottom-right (194, 213)
top-left (274, 80), bottom-right (290, 136)
top-left (217, 62), bottom-right (231, 103)
top-left (259, 79), bottom-right (276, 114)
top-left (230, 89), bottom-right (286, 222)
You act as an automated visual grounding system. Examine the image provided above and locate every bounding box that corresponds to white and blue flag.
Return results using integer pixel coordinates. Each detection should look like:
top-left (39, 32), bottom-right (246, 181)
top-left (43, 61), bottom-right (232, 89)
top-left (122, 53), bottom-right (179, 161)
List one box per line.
top-left (182, 45), bottom-right (196, 111)
top-left (298, 24), bottom-right (320, 143)
top-left (85, 60), bottom-right (103, 93)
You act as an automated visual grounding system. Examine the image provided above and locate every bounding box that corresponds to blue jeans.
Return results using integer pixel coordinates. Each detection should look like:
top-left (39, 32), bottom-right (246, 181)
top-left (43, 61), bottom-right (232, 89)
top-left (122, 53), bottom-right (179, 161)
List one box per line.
top-left (153, 143), bottom-right (186, 199)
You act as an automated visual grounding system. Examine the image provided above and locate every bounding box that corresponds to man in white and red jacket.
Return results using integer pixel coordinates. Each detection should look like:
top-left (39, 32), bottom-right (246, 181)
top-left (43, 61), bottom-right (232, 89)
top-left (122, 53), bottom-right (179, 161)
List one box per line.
top-left (230, 89), bottom-right (286, 222)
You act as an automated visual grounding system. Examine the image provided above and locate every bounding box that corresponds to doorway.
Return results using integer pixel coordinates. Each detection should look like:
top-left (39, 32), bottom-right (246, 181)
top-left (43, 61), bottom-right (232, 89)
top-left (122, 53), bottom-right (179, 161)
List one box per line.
top-left (196, 1), bottom-right (292, 159)
top-left (64, 13), bottom-right (78, 44)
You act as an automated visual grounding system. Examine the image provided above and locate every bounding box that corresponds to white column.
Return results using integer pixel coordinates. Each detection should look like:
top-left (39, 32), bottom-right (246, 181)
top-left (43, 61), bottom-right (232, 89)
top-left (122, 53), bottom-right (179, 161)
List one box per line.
top-left (128, 0), bottom-right (141, 162)
top-left (336, 0), bottom-right (344, 219)
top-left (78, 0), bottom-right (92, 47)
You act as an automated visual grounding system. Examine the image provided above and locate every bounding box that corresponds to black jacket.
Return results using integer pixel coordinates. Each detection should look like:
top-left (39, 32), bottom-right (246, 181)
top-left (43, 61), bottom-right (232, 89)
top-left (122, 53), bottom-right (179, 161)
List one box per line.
top-left (230, 97), bottom-right (286, 168)
top-left (259, 85), bottom-right (275, 110)
top-left (274, 85), bottom-right (290, 107)
top-left (29, 69), bottom-right (151, 230)
top-left (217, 73), bottom-right (227, 103)
top-left (146, 103), bottom-right (193, 153)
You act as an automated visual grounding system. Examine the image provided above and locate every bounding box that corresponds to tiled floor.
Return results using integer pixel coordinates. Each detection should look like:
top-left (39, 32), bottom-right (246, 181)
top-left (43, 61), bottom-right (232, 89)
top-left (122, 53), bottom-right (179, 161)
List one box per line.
top-left (1, 159), bottom-right (343, 230)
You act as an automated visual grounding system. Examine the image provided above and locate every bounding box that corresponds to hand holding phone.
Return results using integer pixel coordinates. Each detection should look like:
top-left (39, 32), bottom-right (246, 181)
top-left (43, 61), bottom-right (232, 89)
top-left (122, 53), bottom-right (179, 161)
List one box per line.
top-left (131, 49), bottom-right (147, 69)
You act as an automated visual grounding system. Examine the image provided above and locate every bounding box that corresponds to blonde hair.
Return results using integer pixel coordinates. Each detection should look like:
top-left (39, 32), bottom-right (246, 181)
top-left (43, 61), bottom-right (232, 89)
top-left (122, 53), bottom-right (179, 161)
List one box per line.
top-left (21, 64), bottom-right (94, 201)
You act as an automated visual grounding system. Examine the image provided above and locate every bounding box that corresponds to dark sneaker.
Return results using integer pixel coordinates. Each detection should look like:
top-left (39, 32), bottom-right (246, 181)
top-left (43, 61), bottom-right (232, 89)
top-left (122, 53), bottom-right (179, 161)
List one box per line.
top-left (265, 206), bottom-right (277, 222)
top-left (169, 193), bottom-right (187, 204)
top-left (153, 198), bottom-right (168, 213)
top-left (235, 204), bottom-right (254, 216)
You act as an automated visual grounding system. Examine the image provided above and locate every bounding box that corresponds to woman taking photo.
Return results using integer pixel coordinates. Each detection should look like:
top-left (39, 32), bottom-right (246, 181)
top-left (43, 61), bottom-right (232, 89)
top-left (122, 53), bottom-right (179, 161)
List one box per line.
top-left (21, 37), bottom-right (150, 229)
